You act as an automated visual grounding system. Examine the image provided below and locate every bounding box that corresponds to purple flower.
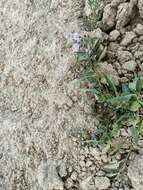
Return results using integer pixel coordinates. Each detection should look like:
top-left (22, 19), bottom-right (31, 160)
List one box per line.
top-left (63, 35), bottom-right (68, 40)
top-left (72, 43), bottom-right (80, 52)
top-left (72, 32), bottom-right (80, 41)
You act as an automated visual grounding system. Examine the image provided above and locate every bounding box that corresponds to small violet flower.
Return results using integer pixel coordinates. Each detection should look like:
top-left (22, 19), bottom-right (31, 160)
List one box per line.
top-left (72, 43), bottom-right (80, 52)
top-left (71, 32), bottom-right (80, 41)
top-left (63, 35), bottom-right (68, 40)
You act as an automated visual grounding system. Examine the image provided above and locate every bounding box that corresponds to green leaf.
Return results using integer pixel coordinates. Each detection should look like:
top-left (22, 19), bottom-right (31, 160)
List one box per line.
top-left (139, 119), bottom-right (143, 136)
top-left (107, 94), bottom-right (137, 106)
top-left (129, 100), bottom-right (141, 112)
top-left (115, 114), bottom-right (129, 125)
top-left (129, 80), bottom-right (137, 92)
top-left (81, 88), bottom-right (98, 94)
top-left (110, 125), bottom-right (120, 137)
top-left (128, 77), bottom-right (143, 93)
top-left (77, 52), bottom-right (89, 62)
top-left (139, 101), bottom-right (143, 106)
top-left (122, 84), bottom-right (130, 94)
top-left (104, 75), bottom-right (118, 96)
top-left (98, 46), bottom-right (107, 62)
top-left (136, 77), bottom-right (143, 93)
top-left (131, 125), bottom-right (138, 144)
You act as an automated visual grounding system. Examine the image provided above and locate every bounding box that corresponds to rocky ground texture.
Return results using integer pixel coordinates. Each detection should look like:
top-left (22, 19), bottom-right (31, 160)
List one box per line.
top-left (0, 0), bottom-right (143, 190)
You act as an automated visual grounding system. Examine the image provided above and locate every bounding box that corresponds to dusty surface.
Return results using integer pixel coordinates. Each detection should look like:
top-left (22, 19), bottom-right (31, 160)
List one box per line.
top-left (0, 0), bottom-right (143, 190)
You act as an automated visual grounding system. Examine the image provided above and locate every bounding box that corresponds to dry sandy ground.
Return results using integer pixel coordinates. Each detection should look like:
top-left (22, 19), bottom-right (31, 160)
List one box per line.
top-left (1, 0), bottom-right (143, 190)
top-left (0, 0), bottom-right (97, 189)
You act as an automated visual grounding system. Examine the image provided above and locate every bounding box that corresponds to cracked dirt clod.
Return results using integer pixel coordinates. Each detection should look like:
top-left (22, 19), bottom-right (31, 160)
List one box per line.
top-left (121, 31), bottom-right (136, 46)
top-left (102, 4), bottom-right (117, 31)
top-left (138, 0), bottom-right (143, 18)
top-left (109, 30), bottom-right (120, 41)
top-left (134, 24), bottom-right (143, 35)
top-left (94, 176), bottom-right (110, 190)
top-left (116, 0), bottom-right (137, 29)
top-left (128, 154), bottom-right (143, 190)
top-left (122, 60), bottom-right (137, 72)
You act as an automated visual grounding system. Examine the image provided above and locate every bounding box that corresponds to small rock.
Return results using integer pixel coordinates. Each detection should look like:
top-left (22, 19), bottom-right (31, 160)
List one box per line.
top-left (117, 50), bottom-right (133, 63)
top-left (128, 154), bottom-right (143, 190)
top-left (100, 62), bottom-right (119, 85)
top-left (108, 42), bottom-right (120, 52)
top-left (86, 160), bottom-right (93, 167)
top-left (94, 176), bottom-right (110, 190)
top-left (138, 0), bottom-right (143, 18)
top-left (134, 51), bottom-right (143, 61)
top-left (120, 128), bottom-right (129, 137)
top-left (124, 187), bottom-right (130, 190)
top-left (58, 162), bottom-right (67, 178)
top-left (138, 140), bottom-right (143, 148)
top-left (109, 30), bottom-right (120, 41)
top-left (114, 181), bottom-right (120, 187)
top-left (71, 171), bottom-right (78, 181)
top-left (122, 60), bottom-right (137, 71)
top-left (102, 5), bottom-right (117, 31)
top-left (138, 36), bottom-right (143, 43)
top-left (65, 178), bottom-right (73, 189)
top-left (68, 166), bottom-right (73, 173)
top-left (80, 160), bottom-right (86, 167)
top-left (134, 24), bottom-right (143, 35)
top-left (115, 153), bottom-right (122, 160)
top-left (116, 3), bottom-right (130, 29)
top-left (90, 28), bottom-right (103, 40)
top-left (96, 170), bottom-right (105, 177)
top-left (116, 0), bottom-right (137, 29)
top-left (101, 154), bottom-right (108, 163)
top-left (80, 176), bottom-right (95, 190)
top-left (111, 0), bottom-right (126, 7)
top-left (121, 32), bottom-right (136, 46)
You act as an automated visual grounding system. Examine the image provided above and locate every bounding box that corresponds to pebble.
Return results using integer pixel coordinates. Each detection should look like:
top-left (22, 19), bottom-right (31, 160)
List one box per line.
top-left (134, 23), bottom-right (143, 35)
top-left (66, 178), bottom-right (73, 189)
top-left (109, 30), bottom-right (120, 41)
top-left (121, 32), bottom-right (136, 46)
top-left (90, 147), bottom-right (101, 160)
top-left (80, 160), bottom-right (86, 167)
top-left (96, 170), bottom-right (105, 177)
top-left (86, 160), bottom-right (93, 167)
top-left (117, 50), bottom-right (133, 63)
top-left (80, 176), bottom-right (95, 190)
top-left (122, 60), bottom-right (137, 71)
top-left (101, 154), bottom-right (108, 163)
top-left (95, 176), bottom-right (110, 190)
top-left (114, 181), bottom-right (120, 187)
top-left (71, 171), bottom-right (78, 181)
top-left (68, 166), bottom-right (73, 173)
top-left (59, 162), bottom-right (67, 178)
top-left (115, 153), bottom-right (122, 160)
top-left (82, 167), bottom-right (87, 172)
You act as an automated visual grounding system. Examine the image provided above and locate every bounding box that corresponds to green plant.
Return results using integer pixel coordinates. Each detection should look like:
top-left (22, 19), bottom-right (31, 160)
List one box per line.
top-left (76, 36), bottom-right (143, 147)
top-left (70, 33), bottom-right (143, 177)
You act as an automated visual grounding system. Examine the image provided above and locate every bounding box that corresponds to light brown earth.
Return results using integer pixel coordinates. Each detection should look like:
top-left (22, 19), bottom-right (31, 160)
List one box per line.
top-left (0, 0), bottom-right (143, 190)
